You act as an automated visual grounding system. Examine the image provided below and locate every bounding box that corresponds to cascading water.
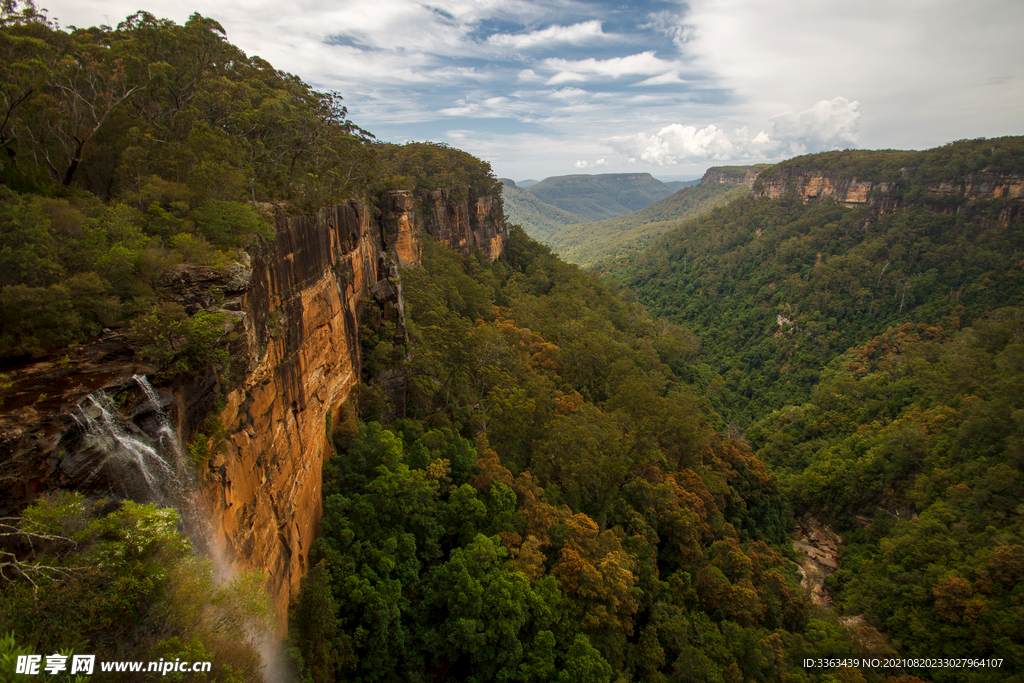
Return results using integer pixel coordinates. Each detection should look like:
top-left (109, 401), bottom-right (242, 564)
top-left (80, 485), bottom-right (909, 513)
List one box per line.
top-left (71, 376), bottom-right (208, 555)
top-left (72, 391), bottom-right (180, 505)
top-left (134, 374), bottom-right (185, 469)
top-left (130, 377), bottom-right (283, 680)
top-left (70, 378), bottom-right (284, 680)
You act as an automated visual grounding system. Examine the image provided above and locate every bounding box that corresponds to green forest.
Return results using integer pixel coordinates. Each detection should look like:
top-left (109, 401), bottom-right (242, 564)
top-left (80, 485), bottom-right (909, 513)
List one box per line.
top-left (748, 312), bottom-right (1024, 673)
top-left (294, 231), bottom-right (866, 683)
top-left (0, 4), bottom-right (496, 364)
top-left (607, 139), bottom-right (1024, 425)
top-left (1, 3), bottom-right (1023, 683)
top-left (552, 182), bottom-right (751, 269)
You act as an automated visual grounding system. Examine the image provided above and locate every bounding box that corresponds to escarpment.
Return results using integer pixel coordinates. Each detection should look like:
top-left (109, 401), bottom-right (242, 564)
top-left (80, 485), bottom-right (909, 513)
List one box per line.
top-left (700, 164), bottom-right (768, 188)
top-left (0, 185), bottom-right (505, 629)
top-left (755, 169), bottom-right (1024, 206)
top-left (382, 188), bottom-right (505, 266)
top-left (754, 174), bottom-right (881, 206)
top-left (197, 201), bottom-right (378, 628)
top-left (752, 141), bottom-right (1024, 217)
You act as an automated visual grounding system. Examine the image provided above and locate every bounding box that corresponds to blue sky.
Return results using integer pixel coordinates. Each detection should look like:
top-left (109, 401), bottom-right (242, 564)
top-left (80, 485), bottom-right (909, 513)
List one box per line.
top-left (44, 0), bottom-right (1024, 180)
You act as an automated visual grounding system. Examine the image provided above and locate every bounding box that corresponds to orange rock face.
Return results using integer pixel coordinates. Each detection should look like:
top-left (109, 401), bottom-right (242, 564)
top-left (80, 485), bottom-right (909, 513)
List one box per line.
top-left (756, 175), bottom-right (874, 206)
top-left (755, 172), bottom-right (1024, 212)
top-left (200, 190), bottom-right (504, 629)
top-left (0, 186), bottom-right (505, 634)
top-left (382, 188), bottom-right (506, 264)
top-left (200, 201), bottom-right (379, 629)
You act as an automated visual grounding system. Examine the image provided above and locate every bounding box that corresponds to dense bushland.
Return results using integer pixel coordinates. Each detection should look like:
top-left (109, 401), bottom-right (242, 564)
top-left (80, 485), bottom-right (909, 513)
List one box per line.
top-left (0, 4), bottom-right (371, 363)
top-left (1, 492), bottom-right (272, 682)
top-left (0, 5), bottom-right (498, 367)
top-left (290, 230), bottom-right (880, 683)
top-left (749, 310), bottom-right (1024, 682)
top-left (608, 139), bottom-right (1024, 424)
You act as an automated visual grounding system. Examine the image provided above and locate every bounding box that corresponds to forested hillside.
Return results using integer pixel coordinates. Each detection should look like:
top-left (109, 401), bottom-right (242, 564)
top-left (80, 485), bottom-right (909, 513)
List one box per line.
top-left (588, 137), bottom-right (1024, 683)
top-left (0, 5), bottom-right (499, 364)
top-left (525, 173), bottom-right (674, 221)
top-left (291, 229), bottom-right (885, 683)
top-left (499, 179), bottom-right (590, 243)
top-left (749, 310), bottom-right (1024, 682)
top-left (607, 138), bottom-right (1024, 425)
top-left (0, 7), bottom-right (366, 362)
top-left (552, 181), bottom-right (751, 268)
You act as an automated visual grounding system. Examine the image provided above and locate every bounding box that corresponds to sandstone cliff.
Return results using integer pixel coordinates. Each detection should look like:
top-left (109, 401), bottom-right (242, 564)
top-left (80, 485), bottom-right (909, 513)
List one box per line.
top-left (752, 155), bottom-right (1024, 216)
top-left (753, 174), bottom-right (882, 207)
top-left (0, 185), bottom-right (505, 629)
top-left (755, 167), bottom-right (1024, 198)
top-left (382, 188), bottom-right (505, 266)
top-left (700, 164), bottom-right (769, 188)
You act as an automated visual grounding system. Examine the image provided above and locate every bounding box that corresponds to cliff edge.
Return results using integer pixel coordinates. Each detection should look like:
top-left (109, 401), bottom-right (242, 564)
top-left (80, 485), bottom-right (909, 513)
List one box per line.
top-left (0, 185), bottom-right (505, 629)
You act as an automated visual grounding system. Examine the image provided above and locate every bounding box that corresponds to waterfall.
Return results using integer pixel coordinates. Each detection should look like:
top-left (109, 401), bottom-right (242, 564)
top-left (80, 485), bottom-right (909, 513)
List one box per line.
top-left (72, 377), bottom-right (207, 554)
top-left (73, 391), bottom-right (180, 504)
top-left (134, 374), bottom-right (185, 469)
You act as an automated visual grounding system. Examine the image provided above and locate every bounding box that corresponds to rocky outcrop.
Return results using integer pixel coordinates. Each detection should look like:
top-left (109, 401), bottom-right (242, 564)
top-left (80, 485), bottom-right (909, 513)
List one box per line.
top-left (381, 189), bottom-right (505, 266)
top-left (701, 165), bottom-right (767, 188)
top-left (0, 184), bottom-right (505, 630)
top-left (932, 174), bottom-right (1024, 201)
top-left (754, 175), bottom-right (885, 207)
top-left (792, 516), bottom-right (842, 607)
top-left (753, 171), bottom-right (1024, 213)
top-left (0, 335), bottom-right (157, 513)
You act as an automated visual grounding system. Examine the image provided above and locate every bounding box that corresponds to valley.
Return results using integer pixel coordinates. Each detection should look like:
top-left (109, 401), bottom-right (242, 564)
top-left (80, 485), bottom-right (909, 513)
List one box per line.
top-left (0, 6), bottom-right (1022, 683)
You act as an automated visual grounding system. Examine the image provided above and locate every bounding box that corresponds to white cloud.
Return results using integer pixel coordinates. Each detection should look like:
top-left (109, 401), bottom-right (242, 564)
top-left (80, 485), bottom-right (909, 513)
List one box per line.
top-left (604, 98), bottom-right (861, 165)
top-left (440, 96), bottom-right (511, 117)
top-left (546, 87), bottom-right (590, 100)
top-left (544, 51), bottom-right (681, 84)
top-left (605, 124), bottom-right (734, 165)
top-left (683, 0), bottom-right (1024, 147)
top-left (38, 0), bottom-right (1024, 178)
top-left (488, 21), bottom-right (607, 49)
top-left (641, 10), bottom-right (696, 51)
top-left (575, 160), bottom-right (590, 168)
top-left (632, 72), bottom-right (686, 87)
top-left (768, 97), bottom-right (860, 155)
top-left (595, 158), bottom-right (607, 166)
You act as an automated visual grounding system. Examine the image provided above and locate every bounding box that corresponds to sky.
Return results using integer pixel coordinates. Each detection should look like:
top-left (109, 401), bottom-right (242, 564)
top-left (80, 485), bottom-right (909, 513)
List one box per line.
top-left (40, 0), bottom-right (1024, 181)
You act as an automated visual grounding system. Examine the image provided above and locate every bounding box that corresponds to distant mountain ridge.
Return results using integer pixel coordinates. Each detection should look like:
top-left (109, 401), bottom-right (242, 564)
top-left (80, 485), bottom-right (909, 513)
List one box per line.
top-left (550, 181), bottom-right (752, 268)
top-left (524, 172), bottom-right (675, 221)
top-left (503, 167), bottom-right (773, 267)
top-left (545, 165), bottom-right (771, 268)
top-left (663, 179), bottom-right (702, 192)
top-left (499, 179), bottom-right (591, 243)
top-left (604, 136), bottom-right (1024, 424)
